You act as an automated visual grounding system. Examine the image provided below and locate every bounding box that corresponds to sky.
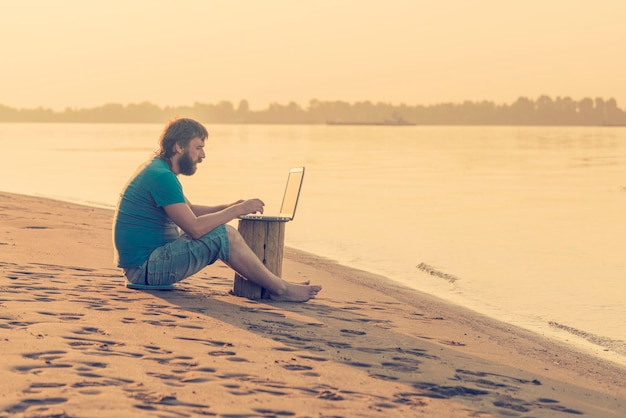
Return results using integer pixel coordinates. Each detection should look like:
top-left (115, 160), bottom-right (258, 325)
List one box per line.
top-left (1, 0), bottom-right (625, 110)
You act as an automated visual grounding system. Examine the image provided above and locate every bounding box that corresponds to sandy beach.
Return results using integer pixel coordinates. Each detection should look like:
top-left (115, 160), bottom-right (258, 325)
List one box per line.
top-left (1, 191), bottom-right (625, 417)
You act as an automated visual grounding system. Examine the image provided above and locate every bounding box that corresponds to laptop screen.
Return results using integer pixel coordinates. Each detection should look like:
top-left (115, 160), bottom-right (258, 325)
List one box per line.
top-left (280, 167), bottom-right (305, 218)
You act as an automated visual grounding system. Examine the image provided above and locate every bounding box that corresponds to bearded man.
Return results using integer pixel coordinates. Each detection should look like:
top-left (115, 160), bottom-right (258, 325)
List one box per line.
top-left (113, 118), bottom-right (321, 302)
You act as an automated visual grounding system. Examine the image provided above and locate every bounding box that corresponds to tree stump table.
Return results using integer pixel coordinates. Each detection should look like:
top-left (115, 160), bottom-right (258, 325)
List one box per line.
top-left (232, 219), bottom-right (286, 299)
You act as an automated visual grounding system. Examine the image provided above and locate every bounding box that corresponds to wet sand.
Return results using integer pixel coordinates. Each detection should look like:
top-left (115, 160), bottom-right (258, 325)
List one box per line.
top-left (1, 191), bottom-right (625, 417)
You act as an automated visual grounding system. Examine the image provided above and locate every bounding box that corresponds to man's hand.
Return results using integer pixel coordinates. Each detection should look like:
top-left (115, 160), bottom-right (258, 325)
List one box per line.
top-left (235, 198), bottom-right (265, 216)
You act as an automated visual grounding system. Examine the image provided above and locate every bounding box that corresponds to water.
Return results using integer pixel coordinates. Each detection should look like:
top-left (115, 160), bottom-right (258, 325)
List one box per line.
top-left (2, 123), bottom-right (625, 364)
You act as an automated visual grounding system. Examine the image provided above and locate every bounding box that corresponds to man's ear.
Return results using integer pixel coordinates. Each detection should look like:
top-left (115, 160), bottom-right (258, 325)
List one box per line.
top-left (174, 142), bottom-right (184, 155)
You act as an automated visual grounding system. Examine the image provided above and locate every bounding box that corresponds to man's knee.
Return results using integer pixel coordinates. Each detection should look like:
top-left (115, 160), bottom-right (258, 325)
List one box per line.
top-left (226, 224), bottom-right (253, 254)
top-left (225, 224), bottom-right (241, 243)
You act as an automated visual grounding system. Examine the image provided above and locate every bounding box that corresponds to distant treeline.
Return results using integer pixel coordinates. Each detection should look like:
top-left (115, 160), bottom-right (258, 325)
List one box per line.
top-left (1, 95), bottom-right (625, 126)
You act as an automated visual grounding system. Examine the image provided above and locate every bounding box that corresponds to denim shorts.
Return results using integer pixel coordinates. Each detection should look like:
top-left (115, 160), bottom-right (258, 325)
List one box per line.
top-left (124, 224), bottom-right (230, 286)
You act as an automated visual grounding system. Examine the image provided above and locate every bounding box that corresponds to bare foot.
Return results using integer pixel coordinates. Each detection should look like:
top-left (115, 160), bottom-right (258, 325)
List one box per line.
top-left (270, 281), bottom-right (322, 302)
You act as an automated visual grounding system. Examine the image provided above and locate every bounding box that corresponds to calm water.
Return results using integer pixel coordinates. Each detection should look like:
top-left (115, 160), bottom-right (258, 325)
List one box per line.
top-left (2, 123), bottom-right (625, 364)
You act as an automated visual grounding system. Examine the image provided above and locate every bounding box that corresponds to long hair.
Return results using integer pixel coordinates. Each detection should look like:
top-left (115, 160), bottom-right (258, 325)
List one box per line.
top-left (157, 118), bottom-right (208, 161)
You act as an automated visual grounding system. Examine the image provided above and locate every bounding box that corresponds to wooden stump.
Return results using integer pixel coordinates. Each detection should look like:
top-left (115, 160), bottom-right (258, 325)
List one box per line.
top-left (232, 219), bottom-right (286, 299)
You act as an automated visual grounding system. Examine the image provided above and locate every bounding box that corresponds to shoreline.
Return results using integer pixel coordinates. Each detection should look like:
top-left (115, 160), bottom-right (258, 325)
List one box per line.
top-left (285, 246), bottom-right (626, 376)
top-left (1, 191), bottom-right (625, 416)
top-left (291, 248), bottom-right (626, 370)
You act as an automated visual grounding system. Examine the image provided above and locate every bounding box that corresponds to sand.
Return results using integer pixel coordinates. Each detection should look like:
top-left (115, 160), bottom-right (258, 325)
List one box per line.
top-left (0, 191), bottom-right (625, 417)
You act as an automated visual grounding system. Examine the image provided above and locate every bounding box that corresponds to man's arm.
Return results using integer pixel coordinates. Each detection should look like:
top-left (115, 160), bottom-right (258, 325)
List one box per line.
top-left (164, 199), bottom-right (264, 240)
top-left (187, 199), bottom-right (244, 217)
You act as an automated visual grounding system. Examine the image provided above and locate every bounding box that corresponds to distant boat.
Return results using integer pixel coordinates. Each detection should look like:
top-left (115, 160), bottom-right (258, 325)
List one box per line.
top-left (326, 118), bottom-right (415, 126)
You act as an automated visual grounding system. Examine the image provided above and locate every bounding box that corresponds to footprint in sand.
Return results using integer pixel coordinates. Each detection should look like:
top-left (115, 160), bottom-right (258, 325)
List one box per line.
top-left (4, 397), bottom-right (68, 414)
top-left (369, 373), bottom-right (399, 381)
top-left (297, 354), bottom-right (328, 362)
top-left (208, 350), bottom-right (237, 357)
top-left (13, 363), bottom-right (73, 374)
top-left (381, 359), bottom-right (420, 373)
top-left (282, 364), bottom-right (313, 371)
top-left (22, 350), bottom-right (68, 361)
top-left (175, 335), bottom-right (234, 348)
top-left (253, 408), bottom-right (297, 416)
top-left (340, 328), bottom-right (367, 336)
top-left (326, 341), bottom-right (352, 349)
top-left (344, 361), bottom-right (372, 368)
top-left (37, 311), bottom-right (84, 321)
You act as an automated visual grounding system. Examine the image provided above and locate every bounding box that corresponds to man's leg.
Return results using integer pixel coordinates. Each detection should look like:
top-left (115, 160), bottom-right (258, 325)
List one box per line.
top-left (141, 225), bottom-right (230, 286)
top-left (224, 225), bottom-right (321, 302)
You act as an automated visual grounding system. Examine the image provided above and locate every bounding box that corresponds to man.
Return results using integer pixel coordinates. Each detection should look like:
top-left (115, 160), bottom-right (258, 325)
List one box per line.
top-left (113, 118), bottom-right (321, 302)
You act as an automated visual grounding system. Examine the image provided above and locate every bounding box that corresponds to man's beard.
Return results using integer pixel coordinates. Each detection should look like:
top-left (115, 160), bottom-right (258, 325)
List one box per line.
top-left (178, 151), bottom-right (198, 176)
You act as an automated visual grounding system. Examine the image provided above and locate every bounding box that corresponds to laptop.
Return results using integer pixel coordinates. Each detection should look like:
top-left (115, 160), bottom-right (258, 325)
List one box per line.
top-left (239, 167), bottom-right (305, 222)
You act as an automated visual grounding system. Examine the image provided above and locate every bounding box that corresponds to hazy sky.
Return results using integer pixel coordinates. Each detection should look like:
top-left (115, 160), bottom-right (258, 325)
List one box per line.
top-left (1, 0), bottom-right (624, 110)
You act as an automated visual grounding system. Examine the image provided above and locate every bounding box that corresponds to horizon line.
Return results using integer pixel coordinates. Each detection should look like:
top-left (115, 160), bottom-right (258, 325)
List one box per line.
top-left (1, 94), bottom-right (623, 112)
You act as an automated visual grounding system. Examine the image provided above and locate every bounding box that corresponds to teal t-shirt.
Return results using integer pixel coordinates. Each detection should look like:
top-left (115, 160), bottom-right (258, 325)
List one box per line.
top-left (113, 158), bottom-right (186, 268)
